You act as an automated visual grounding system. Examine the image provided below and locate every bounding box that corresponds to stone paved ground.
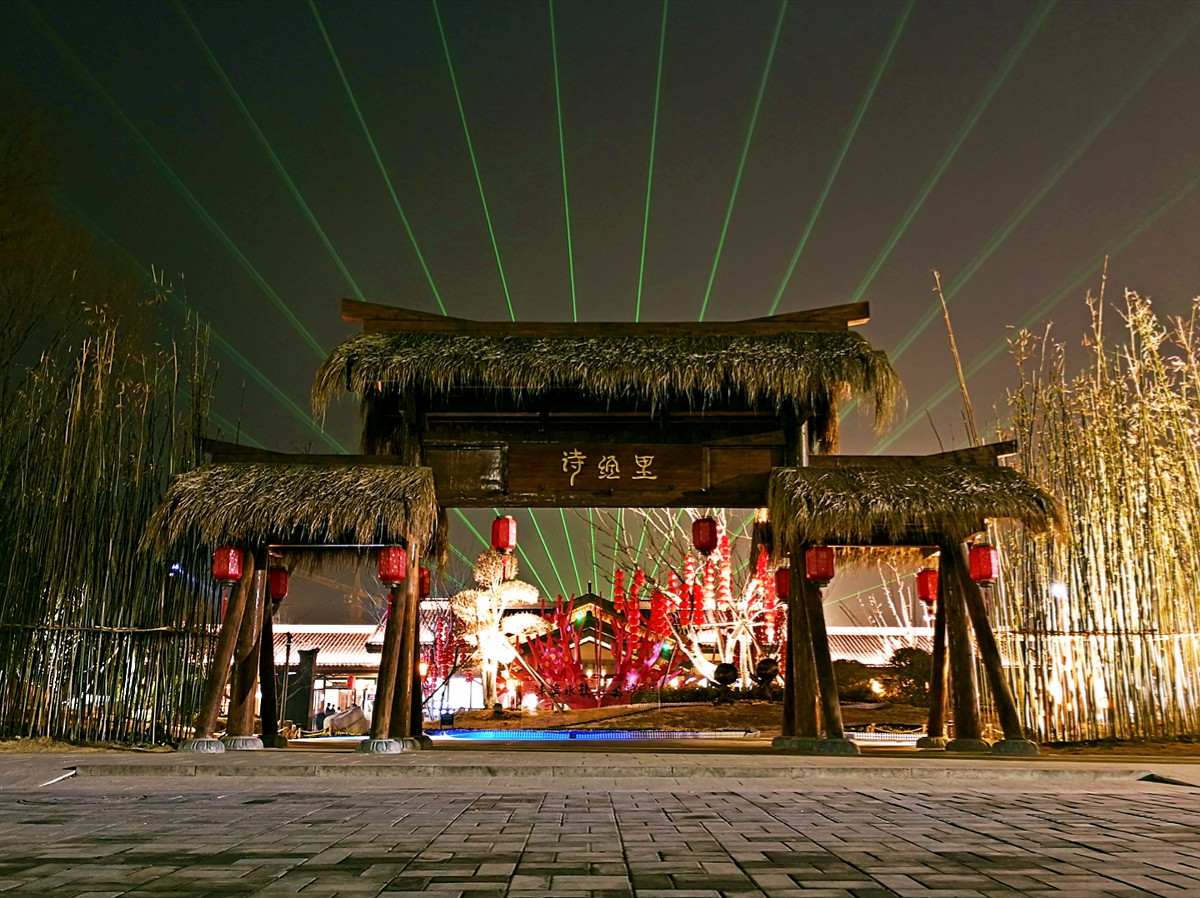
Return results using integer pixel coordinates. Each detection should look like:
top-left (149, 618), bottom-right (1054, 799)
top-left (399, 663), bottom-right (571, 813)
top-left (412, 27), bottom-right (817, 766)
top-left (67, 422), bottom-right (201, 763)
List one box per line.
top-left (2, 771), bottom-right (1200, 897)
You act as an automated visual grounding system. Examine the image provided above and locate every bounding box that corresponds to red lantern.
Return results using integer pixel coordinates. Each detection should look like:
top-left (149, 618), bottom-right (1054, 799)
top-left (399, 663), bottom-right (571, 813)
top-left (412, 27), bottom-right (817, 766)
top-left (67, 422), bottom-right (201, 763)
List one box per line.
top-left (916, 569), bottom-right (938, 604)
top-left (491, 515), bottom-right (517, 553)
top-left (212, 546), bottom-right (243, 583)
top-left (969, 544), bottom-right (1000, 586)
top-left (692, 517), bottom-right (718, 555)
top-left (773, 567), bottom-right (790, 601)
top-left (268, 566), bottom-right (289, 603)
top-left (346, 676), bottom-right (356, 691)
top-left (378, 546), bottom-right (407, 586)
top-left (419, 565), bottom-right (431, 599)
top-left (804, 546), bottom-right (835, 586)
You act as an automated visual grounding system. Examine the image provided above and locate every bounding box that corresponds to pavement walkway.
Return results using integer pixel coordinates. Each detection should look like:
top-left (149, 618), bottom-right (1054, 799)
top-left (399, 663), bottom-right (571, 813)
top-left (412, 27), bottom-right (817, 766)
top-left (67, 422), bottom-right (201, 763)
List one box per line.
top-left (2, 740), bottom-right (1199, 897)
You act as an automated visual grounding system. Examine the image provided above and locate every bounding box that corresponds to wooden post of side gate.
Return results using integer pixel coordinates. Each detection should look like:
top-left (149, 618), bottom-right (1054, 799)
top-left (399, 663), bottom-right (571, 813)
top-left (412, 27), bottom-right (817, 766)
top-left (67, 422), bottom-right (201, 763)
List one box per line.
top-left (223, 551), bottom-right (268, 750)
top-left (390, 541), bottom-right (423, 746)
top-left (773, 552), bottom-right (821, 751)
top-left (939, 542), bottom-right (989, 752)
top-left (179, 549), bottom-right (256, 753)
top-left (916, 566), bottom-right (950, 749)
top-left (951, 541), bottom-right (1039, 755)
top-left (258, 595), bottom-right (286, 748)
top-left (800, 547), bottom-right (859, 755)
top-left (357, 577), bottom-right (406, 753)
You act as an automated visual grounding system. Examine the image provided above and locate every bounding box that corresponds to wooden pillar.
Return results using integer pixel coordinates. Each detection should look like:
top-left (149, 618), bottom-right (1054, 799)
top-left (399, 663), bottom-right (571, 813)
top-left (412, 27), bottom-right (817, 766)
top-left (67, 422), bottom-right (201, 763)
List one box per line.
top-left (952, 542), bottom-right (1038, 753)
top-left (257, 598), bottom-right (285, 747)
top-left (390, 541), bottom-right (422, 741)
top-left (781, 633), bottom-right (795, 738)
top-left (919, 574), bottom-right (949, 746)
top-left (224, 556), bottom-right (267, 748)
top-left (185, 550), bottom-right (255, 749)
top-left (787, 566), bottom-right (820, 739)
top-left (367, 584), bottom-right (404, 741)
top-left (800, 551), bottom-right (853, 750)
top-left (940, 542), bottom-right (986, 749)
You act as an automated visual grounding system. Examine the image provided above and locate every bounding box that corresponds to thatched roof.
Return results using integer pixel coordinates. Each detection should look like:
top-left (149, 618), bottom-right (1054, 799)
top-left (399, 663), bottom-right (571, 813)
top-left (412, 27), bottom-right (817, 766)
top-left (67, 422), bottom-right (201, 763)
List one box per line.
top-left (145, 463), bottom-right (438, 556)
top-left (769, 464), bottom-right (1063, 547)
top-left (313, 330), bottom-right (902, 431)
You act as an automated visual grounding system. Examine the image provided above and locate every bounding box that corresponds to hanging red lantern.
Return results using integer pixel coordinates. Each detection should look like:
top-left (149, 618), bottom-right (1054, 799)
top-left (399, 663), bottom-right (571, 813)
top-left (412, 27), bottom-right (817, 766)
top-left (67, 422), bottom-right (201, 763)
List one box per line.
top-left (491, 515), bottom-right (517, 553)
top-left (419, 565), bottom-right (431, 599)
top-left (268, 566), bottom-right (289, 603)
top-left (346, 675), bottom-right (356, 691)
top-left (774, 567), bottom-right (790, 601)
top-left (212, 546), bottom-right (243, 583)
top-left (969, 543), bottom-right (1000, 586)
top-left (692, 517), bottom-right (718, 555)
top-left (916, 568), bottom-right (938, 604)
top-left (378, 546), bottom-right (407, 586)
top-left (804, 546), bottom-right (835, 586)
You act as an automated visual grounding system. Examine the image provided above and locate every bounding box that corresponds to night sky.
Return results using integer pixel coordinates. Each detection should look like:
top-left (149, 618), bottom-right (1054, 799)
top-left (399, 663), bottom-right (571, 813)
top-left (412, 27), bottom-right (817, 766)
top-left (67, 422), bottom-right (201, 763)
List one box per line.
top-left (3, 0), bottom-right (1199, 620)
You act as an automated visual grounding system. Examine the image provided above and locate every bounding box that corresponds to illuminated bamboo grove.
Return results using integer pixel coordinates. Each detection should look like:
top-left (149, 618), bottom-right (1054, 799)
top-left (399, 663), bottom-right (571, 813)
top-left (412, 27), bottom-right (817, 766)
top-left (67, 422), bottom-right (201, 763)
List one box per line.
top-left (996, 291), bottom-right (1200, 742)
top-left (0, 305), bottom-right (218, 744)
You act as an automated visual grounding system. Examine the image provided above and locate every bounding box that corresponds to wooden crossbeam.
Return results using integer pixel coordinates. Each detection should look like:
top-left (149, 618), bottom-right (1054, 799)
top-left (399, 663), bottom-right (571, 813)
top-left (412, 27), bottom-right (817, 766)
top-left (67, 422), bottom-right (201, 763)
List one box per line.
top-left (341, 299), bottom-right (870, 336)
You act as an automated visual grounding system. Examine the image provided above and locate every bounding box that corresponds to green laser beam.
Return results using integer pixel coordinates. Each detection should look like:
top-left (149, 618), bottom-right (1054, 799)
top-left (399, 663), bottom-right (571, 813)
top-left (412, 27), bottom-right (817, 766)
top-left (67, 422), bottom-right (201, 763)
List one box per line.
top-left (175, 1), bottom-right (366, 304)
top-left (698, 0), bottom-right (787, 322)
top-left (560, 508), bottom-right (582, 595)
top-left (526, 509), bottom-right (568, 598)
top-left (587, 508), bottom-right (598, 593)
top-left (609, 508), bottom-right (624, 594)
top-left (58, 200), bottom-right (346, 451)
top-left (487, 508), bottom-right (552, 597)
top-left (634, 0), bottom-right (668, 322)
top-left (548, 0), bottom-right (577, 321)
top-left (886, 10), bottom-right (1199, 363)
top-left (432, 0), bottom-right (517, 321)
top-left (824, 571), bottom-right (914, 608)
top-left (874, 160), bottom-right (1200, 452)
top-left (632, 514), bottom-right (652, 569)
top-left (20, 1), bottom-right (328, 361)
top-left (847, 0), bottom-right (1056, 306)
top-left (309, 0), bottom-right (448, 315)
top-left (767, 0), bottom-right (912, 316)
top-left (209, 411), bottom-right (266, 449)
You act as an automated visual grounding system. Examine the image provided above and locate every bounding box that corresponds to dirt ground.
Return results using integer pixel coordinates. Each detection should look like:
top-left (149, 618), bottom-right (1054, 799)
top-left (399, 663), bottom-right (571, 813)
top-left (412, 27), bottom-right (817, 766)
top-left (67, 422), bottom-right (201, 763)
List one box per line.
top-left (452, 701), bottom-right (935, 738)
top-left (5, 703), bottom-right (1200, 756)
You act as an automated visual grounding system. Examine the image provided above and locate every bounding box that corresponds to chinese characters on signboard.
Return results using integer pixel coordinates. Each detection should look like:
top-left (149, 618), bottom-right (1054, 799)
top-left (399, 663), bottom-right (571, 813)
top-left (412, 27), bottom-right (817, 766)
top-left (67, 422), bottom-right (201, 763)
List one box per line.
top-left (562, 449), bottom-right (659, 486)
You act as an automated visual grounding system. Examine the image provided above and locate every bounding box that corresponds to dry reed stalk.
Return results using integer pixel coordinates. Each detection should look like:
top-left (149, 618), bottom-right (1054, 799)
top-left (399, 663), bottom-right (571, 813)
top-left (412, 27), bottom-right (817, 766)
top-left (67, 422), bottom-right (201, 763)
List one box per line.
top-left (995, 292), bottom-right (1200, 741)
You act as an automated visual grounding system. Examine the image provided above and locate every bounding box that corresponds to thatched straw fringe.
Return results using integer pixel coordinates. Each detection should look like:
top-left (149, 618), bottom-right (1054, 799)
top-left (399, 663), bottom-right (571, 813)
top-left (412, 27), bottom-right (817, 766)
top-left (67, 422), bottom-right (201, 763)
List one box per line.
top-left (312, 331), bottom-right (903, 431)
top-left (769, 465), bottom-right (1063, 549)
top-left (145, 464), bottom-right (438, 557)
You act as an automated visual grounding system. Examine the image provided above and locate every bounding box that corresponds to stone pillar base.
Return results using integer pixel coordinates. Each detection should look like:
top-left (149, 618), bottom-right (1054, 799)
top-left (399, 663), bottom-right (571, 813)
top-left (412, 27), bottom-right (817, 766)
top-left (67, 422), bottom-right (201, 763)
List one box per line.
top-left (260, 735), bottom-right (289, 749)
top-left (221, 734), bottom-right (264, 751)
top-left (945, 738), bottom-right (991, 753)
top-left (915, 735), bottom-right (948, 749)
top-left (992, 738), bottom-right (1039, 756)
top-left (177, 737), bottom-right (225, 754)
top-left (411, 734), bottom-right (434, 749)
top-left (356, 737), bottom-right (426, 754)
top-left (814, 738), bottom-right (860, 755)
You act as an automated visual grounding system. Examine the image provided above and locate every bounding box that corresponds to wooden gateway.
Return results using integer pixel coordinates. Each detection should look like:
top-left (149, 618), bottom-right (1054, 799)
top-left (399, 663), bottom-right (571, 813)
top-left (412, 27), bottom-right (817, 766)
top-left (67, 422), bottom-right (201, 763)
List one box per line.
top-left (149, 299), bottom-right (1059, 755)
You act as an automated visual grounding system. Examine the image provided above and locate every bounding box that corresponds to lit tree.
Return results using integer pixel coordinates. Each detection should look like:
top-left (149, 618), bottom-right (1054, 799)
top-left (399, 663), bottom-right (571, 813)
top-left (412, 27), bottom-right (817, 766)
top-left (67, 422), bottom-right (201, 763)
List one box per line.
top-left (449, 549), bottom-right (550, 707)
